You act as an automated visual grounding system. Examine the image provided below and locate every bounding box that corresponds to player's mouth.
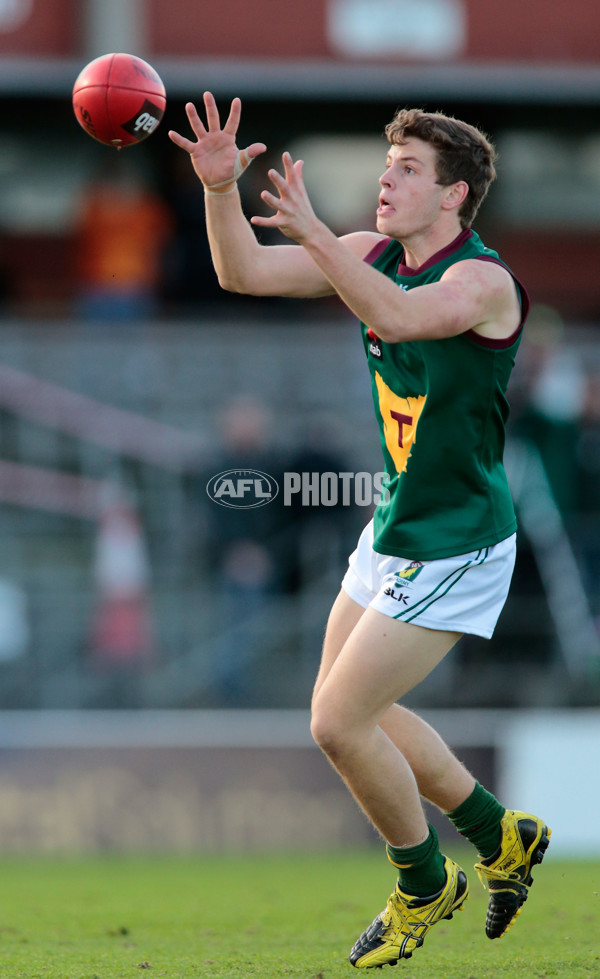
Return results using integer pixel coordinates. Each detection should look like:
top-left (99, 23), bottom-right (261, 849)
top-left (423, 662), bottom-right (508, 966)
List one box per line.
top-left (377, 196), bottom-right (394, 216)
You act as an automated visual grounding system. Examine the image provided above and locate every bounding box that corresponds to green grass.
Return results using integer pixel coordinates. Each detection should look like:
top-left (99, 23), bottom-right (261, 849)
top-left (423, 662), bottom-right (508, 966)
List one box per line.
top-left (0, 850), bottom-right (598, 978)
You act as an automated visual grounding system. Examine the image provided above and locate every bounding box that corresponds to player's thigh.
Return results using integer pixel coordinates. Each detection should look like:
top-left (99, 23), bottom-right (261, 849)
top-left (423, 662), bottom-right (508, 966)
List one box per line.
top-left (312, 589), bottom-right (366, 702)
top-left (314, 607), bottom-right (461, 733)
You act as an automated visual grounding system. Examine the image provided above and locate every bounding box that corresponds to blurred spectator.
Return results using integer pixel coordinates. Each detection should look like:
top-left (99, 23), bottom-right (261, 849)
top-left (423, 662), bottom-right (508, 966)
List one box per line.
top-left (203, 396), bottom-right (287, 568)
top-left (197, 397), bottom-right (289, 702)
top-left (193, 399), bottom-right (361, 702)
top-left (87, 488), bottom-right (155, 707)
top-left (73, 162), bottom-right (173, 322)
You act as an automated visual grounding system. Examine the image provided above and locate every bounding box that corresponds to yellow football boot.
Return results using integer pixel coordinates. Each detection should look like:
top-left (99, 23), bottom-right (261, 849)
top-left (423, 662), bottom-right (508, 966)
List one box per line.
top-left (474, 809), bottom-right (551, 939)
top-left (349, 856), bottom-right (468, 968)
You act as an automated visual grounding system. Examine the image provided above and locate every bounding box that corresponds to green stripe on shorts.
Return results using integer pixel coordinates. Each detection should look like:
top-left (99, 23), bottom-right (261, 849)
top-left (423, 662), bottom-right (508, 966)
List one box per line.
top-left (393, 548), bottom-right (489, 623)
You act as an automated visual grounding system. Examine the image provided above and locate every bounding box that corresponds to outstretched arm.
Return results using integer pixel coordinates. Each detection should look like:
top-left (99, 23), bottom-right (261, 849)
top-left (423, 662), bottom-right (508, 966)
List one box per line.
top-left (253, 153), bottom-right (521, 340)
top-left (168, 93), bottom-right (376, 298)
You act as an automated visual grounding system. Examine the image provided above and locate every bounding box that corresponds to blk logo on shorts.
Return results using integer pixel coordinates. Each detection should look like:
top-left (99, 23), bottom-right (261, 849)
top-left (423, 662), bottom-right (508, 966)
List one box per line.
top-left (382, 586), bottom-right (409, 605)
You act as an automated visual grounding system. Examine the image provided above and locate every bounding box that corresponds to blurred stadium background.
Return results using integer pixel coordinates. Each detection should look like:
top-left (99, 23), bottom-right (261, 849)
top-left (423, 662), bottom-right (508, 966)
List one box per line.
top-left (0, 0), bottom-right (598, 857)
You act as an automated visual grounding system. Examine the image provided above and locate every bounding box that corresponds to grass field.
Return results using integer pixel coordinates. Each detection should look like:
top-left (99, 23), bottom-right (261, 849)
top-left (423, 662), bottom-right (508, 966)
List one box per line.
top-left (1, 849), bottom-right (598, 979)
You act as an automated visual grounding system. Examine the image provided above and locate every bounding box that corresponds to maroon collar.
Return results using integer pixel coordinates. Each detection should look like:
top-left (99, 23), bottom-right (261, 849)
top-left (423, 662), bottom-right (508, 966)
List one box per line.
top-left (397, 228), bottom-right (473, 276)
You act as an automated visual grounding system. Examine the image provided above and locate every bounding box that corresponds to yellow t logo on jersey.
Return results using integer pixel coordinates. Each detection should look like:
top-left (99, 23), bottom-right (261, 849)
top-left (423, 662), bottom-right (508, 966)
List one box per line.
top-left (375, 371), bottom-right (426, 475)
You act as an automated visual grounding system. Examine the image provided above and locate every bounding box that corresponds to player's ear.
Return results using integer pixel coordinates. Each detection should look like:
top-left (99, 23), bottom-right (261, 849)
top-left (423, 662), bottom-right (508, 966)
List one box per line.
top-left (441, 181), bottom-right (469, 212)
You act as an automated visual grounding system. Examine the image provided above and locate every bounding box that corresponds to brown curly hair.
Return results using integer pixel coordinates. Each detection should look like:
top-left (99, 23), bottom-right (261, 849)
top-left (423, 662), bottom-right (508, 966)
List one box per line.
top-left (385, 108), bottom-right (497, 228)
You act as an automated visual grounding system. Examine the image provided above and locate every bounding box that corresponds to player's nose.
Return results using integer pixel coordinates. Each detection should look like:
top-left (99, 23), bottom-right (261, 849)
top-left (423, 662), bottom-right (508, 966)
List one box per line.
top-left (379, 167), bottom-right (393, 188)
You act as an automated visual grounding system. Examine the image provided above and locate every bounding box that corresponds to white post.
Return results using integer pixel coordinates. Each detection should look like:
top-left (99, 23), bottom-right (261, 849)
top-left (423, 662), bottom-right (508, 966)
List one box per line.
top-left (83, 0), bottom-right (148, 58)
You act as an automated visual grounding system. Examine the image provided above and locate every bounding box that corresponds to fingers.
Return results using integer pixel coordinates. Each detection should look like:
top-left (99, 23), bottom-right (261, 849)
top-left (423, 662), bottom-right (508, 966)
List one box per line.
top-left (250, 151), bottom-right (311, 236)
top-left (168, 101), bottom-right (210, 149)
top-left (282, 151), bottom-right (295, 179)
top-left (167, 130), bottom-right (196, 153)
top-left (237, 144), bottom-right (267, 173)
top-left (246, 141), bottom-right (268, 161)
top-left (282, 152), bottom-right (304, 181)
top-left (266, 167), bottom-right (286, 192)
top-left (223, 96), bottom-right (242, 135)
top-left (260, 189), bottom-right (280, 209)
top-left (265, 154), bottom-right (304, 193)
top-left (255, 174), bottom-right (292, 219)
top-left (184, 101), bottom-right (207, 138)
top-left (250, 213), bottom-right (280, 228)
top-left (203, 90), bottom-right (223, 132)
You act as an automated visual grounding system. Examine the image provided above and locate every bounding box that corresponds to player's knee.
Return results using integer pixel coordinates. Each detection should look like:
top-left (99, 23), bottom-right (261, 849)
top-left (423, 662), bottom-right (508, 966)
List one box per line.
top-left (310, 698), bottom-right (352, 759)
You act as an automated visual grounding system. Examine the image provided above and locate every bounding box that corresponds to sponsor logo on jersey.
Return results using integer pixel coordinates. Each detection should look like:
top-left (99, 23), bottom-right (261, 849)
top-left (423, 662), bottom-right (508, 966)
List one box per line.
top-left (367, 328), bottom-right (382, 358)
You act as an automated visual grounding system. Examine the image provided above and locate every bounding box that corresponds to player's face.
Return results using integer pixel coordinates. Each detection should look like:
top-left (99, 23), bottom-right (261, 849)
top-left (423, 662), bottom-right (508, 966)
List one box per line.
top-left (377, 139), bottom-right (447, 238)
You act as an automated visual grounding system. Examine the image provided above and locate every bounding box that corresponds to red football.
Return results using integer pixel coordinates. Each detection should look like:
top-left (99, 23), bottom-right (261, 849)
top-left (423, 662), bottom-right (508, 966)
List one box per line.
top-left (72, 52), bottom-right (166, 148)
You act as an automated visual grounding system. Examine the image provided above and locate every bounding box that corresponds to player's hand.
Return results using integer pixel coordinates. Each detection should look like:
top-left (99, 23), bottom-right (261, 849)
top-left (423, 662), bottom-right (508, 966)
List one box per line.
top-left (168, 92), bottom-right (266, 194)
top-left (250, 152), bottom-right (322, 243)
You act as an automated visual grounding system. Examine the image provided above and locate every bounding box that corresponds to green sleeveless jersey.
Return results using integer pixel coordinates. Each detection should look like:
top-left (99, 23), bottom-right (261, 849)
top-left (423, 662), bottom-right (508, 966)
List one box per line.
top-left (362, 228), bottom-right (529, 560)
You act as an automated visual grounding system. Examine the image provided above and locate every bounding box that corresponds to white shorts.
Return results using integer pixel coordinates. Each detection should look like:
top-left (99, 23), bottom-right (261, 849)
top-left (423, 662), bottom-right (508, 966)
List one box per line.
top-left (341, 519), bottom-right (516, 638)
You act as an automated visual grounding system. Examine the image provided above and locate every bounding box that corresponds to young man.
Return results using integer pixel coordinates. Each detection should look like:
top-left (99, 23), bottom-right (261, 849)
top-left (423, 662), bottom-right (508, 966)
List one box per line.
top-left (169, 95), bottom-right (551, 968)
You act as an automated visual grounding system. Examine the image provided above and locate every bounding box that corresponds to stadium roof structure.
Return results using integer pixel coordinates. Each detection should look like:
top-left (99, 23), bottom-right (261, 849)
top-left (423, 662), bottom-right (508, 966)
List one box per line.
top-left (1, 55), bottom-right (600, 104)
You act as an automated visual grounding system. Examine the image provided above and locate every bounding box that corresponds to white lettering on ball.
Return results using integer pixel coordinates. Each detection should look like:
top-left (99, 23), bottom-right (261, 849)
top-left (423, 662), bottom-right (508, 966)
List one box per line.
top-left (134, 112), bottom-right (159, 134)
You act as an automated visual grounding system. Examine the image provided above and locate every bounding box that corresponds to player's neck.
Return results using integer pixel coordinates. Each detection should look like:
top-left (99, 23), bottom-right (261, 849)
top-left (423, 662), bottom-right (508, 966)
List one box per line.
top-left (397, 220), bottom-right (464, 271)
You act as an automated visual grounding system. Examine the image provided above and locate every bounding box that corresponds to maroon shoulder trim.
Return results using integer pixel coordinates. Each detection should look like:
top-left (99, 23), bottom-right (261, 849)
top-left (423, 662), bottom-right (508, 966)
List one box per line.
top-left (363, 237), bottom-right (392, 265)
top-left (464, 255), bottom-right (530, 350)
top-left (466, 329), bottom-right (522, 350)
